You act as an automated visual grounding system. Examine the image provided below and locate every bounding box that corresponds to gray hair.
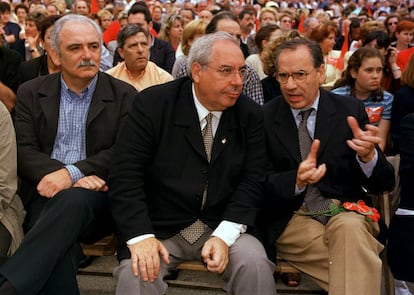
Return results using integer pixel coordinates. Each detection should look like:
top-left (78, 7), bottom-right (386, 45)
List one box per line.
top-left (50, 14), bottom-right (102, 55)
top-left (117, 24), bottom-right (149, 49)
top-left (186, 31), bottom-right (240, 78)
top-left (303, 17), bottom-right (319, 30)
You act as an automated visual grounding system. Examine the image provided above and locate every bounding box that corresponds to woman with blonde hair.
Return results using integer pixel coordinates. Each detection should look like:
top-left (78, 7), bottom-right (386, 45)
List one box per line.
top-left (171, 19), bottom-right (207, 78)
top-left (158, 14), bottom-right (184, 52)
top-left (97, 9), bottom-right (113, 32)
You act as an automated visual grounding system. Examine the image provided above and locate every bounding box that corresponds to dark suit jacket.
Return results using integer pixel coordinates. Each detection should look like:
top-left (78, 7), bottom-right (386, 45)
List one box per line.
top-left (113, 37), bottom-right (175, 73)
top-left (19, 54), bottom-right (50, 85)
top-left (391, 85), bottom-right (414, 154)
top-left (109, 77), bottom-right (266, 260)
top-left (261, 76), bottom-right (281, 104)
top-left (14, 72), bottom-right (137, 207)
top-left (259, 89), bottom-right (395, 257)
top-left (388, 113), bottom-right (414, 282)
top-left (0, 46), bottom-right (21, 94)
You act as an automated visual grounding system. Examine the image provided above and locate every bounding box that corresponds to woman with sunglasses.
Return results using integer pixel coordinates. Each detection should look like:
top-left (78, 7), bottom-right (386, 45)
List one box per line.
top-left (384, 14), bottom-right (400, 41)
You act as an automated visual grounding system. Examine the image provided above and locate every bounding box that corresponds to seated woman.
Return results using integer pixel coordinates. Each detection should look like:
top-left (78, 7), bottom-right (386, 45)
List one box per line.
top-left (361, 30), bottom-right (401, 95)
top-left (390, 54), bottom-right (414, 154)
top-left (0, 101), bottom-right (25, 265)
top-left (309, 21), bottom-right (343, 89)
top-left (158, 14), bottom-right (184, 52)
top-left (19, 15), bottom-right (61, 84)
top-left (13, 10), bottom-right (47, 61)
top-left (97, 9), bottom-right (113, 33)
top-left (390, 20), bottom-right (414, 52)
top-left (245, 23), bottom-right (280, 80)
top-left (171, 19), bottom-right (207, 79)
top-left (332, 47), bottom-right (393, 152)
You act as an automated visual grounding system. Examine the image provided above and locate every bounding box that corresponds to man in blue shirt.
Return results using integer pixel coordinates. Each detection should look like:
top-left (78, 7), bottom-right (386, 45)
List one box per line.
top-left (0, 14), bottom-right (137, 295)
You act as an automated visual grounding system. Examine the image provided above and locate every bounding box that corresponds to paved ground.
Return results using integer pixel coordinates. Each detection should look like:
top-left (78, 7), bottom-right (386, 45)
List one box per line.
top-left (77, 255), bottom-right (327, 295)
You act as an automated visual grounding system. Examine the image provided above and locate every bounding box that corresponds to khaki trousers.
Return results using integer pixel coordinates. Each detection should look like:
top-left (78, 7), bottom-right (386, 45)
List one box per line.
top-left (276, 211), bottom-right (384, 295)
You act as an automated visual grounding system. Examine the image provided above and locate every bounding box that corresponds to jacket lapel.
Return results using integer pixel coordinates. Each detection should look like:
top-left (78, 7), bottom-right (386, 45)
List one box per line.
top-left (37, 74), bottom-right (61, 151)
top-left (273, 99), bottom-right (302, 164)
top-left (314, 90), bottom-right (337, 157)
top-left (174, 80), bottom-right (207, 160)
top-left (86, 73), bottom-right (112, 127)
top-left (211, 109), bottom-right (237, 163)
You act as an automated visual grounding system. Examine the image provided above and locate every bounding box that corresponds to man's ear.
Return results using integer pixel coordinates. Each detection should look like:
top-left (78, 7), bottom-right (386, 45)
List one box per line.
top-left (48, 48), bottom-right (61, 67)
top-left (117, 47), bottom-right (124, 60)
top-left (191, 62), bottom-right (202, 83)
top-left (317, 63), bottom-right (326, 85)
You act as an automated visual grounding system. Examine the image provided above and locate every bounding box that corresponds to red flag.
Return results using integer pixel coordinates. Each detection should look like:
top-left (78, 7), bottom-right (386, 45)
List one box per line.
top-left (91, 0), bottom-right (99, 14)
top-left (297, 13), bottom-right (305, 34)
top-left (366, 5), bottom-right (372, 17)
top-left (336, 25), bottom-right (349, 70)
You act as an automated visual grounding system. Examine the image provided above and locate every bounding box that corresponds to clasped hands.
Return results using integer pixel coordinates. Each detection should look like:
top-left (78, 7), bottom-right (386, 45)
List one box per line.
top-left (37, 168), bottom-right (108, 198)
top-left (296, 116), bottom-right (380, 189)
top-left (128, 236), bottom-right (229, 282)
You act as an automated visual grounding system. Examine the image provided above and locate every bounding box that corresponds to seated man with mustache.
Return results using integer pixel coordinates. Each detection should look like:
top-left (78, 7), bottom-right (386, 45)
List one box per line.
top-left (0, 14), bottom-right (137, 295)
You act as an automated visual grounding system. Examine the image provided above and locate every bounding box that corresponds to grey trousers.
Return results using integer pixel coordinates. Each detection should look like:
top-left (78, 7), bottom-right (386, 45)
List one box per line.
top-left (113, 232), bottom-right (276, 295)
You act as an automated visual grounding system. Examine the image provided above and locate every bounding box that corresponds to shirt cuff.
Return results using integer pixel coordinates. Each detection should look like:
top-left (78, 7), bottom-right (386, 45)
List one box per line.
top-left (126, 234), bottom-right (155, 246)
top-left (211, 220), bottom-right (247, 247)
top-left (64, 165), bottom-right (85, 183)
top-left (295, 184), bottom-right (306, 196)
top-left (356, 149), bottom-right (378, 178)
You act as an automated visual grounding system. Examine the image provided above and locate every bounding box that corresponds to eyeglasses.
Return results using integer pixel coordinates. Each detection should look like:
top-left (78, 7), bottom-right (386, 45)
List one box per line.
top-left (205, 64), bottom-right (249, 80)
top-left (275, 69), bottom-right (316, 84)
top-left (387, 22), bottom-right (398, 26)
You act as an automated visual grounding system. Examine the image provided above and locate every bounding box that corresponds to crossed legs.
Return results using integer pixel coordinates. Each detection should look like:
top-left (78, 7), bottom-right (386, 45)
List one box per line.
top-left (276, 211), bottom-right (384, 295)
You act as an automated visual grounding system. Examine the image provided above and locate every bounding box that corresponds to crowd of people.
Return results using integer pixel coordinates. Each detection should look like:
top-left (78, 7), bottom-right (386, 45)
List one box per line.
top-left (0, 0), bottom-right (413, 294)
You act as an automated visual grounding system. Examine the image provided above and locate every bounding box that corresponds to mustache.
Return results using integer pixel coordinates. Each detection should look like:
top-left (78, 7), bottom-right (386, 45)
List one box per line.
top-left (77, 60), bottom-right (97, 67)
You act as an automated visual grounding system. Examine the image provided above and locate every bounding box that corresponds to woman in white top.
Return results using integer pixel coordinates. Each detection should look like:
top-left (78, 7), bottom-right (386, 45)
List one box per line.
top-left (245, 23), bottom-right (280, 80)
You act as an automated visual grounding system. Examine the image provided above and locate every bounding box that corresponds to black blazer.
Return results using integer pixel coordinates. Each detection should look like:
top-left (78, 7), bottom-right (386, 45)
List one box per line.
top-left (14, 72), bottom-right (137, 206)
top-left (109, 77), bottom-right (266, 260)
top-left (19, 54), bottom-right (50, 85)
top-left (261, 76), bottom-right (281, 104)
top-left (388, 113), bottom-right (414, 282)
top-left (0, 46), bottom-right (21, 94)
top-left (391, 85), bottom-right (414, 153)
top-left (259, 89), bottom-right (395, 255)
